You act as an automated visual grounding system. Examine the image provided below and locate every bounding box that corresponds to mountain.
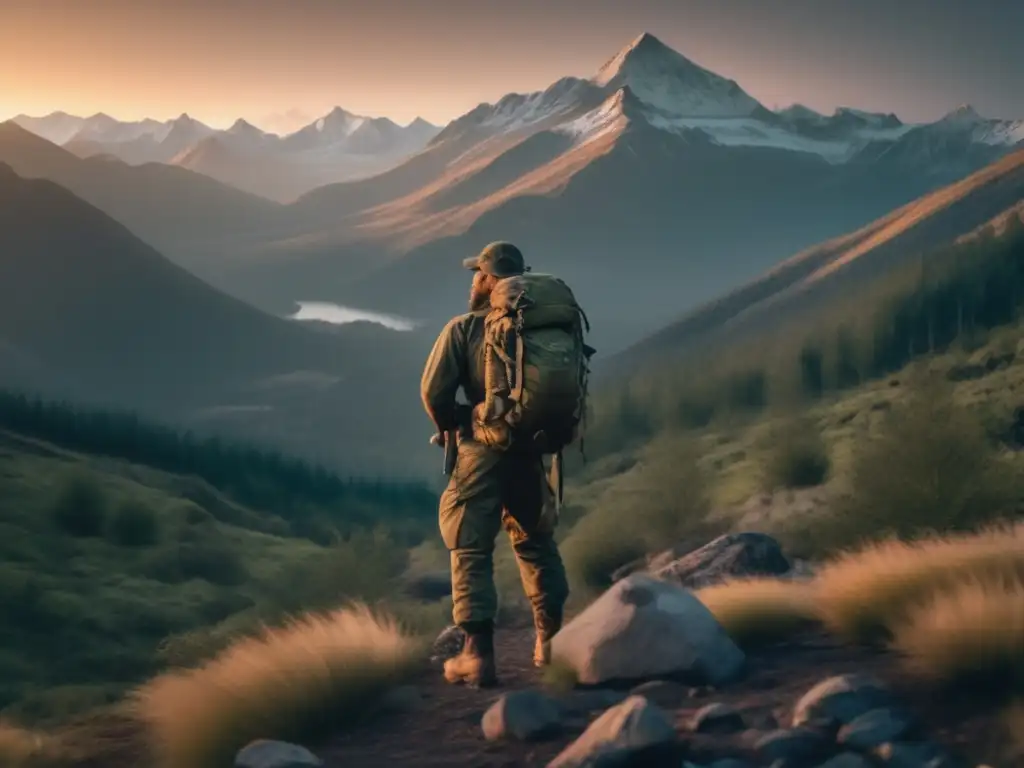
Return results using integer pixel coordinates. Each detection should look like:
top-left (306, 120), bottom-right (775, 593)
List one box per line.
top-left (0, 163), bottom-right (432, 475)
top-left (13, 108), bottom-right (443, 202)
top-left (607, 147), bottom-right (1024, 374)
top-left (225, 34), bottom-right (1024, 355)
top-left (0, 121), bottom-right (282, 273)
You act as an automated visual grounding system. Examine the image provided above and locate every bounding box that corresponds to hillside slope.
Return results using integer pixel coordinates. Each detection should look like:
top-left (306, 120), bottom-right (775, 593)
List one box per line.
top-left (0, 122), bottom-right (281, 272)
top-left (0, 164), bottom-right (432, 475)
top-left (608, 147), bottom-right (1024, 372)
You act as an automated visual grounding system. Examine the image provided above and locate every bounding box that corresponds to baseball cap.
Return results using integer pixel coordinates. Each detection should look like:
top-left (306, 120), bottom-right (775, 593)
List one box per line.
top-left (462, 241), bottom-right (526, 277)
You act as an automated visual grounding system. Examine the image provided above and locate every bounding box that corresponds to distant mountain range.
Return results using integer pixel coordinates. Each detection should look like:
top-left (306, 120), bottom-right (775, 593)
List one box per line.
top-left (5, 31), bottom-right (1024, 360)
top-left (11, 108), bottom-right (441, 202)
top-left (213, 33), bottom-right (1024, 354)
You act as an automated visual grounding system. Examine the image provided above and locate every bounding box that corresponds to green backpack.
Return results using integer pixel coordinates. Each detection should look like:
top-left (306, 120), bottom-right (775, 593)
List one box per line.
top-left (472, 272), bottom-right (595, 499)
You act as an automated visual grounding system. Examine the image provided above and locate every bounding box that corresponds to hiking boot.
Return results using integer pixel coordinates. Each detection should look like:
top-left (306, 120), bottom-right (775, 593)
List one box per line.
top-left (532, 612), bottom-right (562, 668)
top-left (443, 622), bottom-right (497, 688)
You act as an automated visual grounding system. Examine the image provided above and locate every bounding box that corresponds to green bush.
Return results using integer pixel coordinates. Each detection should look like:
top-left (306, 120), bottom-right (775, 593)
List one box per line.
top-left (805, 374), bottom-right (1016, 553)
top-left (142, 536), bottom-right (248, 586)
top-left (561, 435), bottom-right (724, 593)
top-left (107, 499), bottom-right (160, 547)
top-left (49, 471), bottom-right (107, 537)
top-left (757, 415), bottom-right (831, 491)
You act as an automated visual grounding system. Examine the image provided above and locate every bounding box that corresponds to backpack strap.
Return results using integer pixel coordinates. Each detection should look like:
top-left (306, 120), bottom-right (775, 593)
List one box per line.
top-left (508, 308), bottom-right (526, 406)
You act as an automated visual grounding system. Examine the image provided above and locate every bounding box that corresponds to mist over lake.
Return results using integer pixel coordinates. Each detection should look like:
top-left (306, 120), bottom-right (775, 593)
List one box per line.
top-left (288, 301), bottom-right (418, 331)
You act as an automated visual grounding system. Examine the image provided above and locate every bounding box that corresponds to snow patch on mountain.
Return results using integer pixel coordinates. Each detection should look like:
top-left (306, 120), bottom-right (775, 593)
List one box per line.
top-left (593, 32), bottom-right (762, 118)
top-left (935, 104), bottom-right (1024, 146)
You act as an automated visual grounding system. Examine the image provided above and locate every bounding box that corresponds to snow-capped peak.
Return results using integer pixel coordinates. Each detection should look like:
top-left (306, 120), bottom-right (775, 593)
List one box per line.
top-left (591, 31), bottom-right (763, 118)
top-left (778, 104), bottom-right (825, 122)
top-left (940, 104), bottom-right (984, 124)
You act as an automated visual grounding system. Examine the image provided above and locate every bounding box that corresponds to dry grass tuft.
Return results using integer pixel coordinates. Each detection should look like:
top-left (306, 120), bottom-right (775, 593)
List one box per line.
top-left (695, 577), bottom-right (819, 647)
top-left (129, 603), bottom-right (426, 768)
top-left (890, 576), bottom-right (1024, 692)
top-left (812, 523), bottom-right (1024, 643)
top-left (0, 722), bottom-right (61, 767)
top-left (1002, 701), bottom-right (1024, 764)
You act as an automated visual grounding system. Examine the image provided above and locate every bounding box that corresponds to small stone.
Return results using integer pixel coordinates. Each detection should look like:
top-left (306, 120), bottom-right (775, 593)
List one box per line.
top-left (837, 708), bottom-right (913, 751)
top-left (690, 703), bottom-right (745, 734)
top-left (235, 740), bottom-right (322, 768)
top-left (708, 760), bottom-right (757, 768)
top-left (754, 727), bottom-right (832, 766)
top-left (556, 688), bottom-right (628, 716)
top-left (873, 741), bottom-right (964, 768)
top-left (482, 690), bottom-right (563, 742)
top-left (792, 674), bottom-right (893, 727)
top-left (816, 754), bottom-right (874, 768)
top-left (631, 680), bottom-right (689, 708)
top-left (546, 695), bottom-right (678, 768)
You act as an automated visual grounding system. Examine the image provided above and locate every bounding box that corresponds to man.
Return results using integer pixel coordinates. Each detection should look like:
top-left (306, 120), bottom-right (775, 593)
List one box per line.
top-left (420, 241), bottom-right (570, 688)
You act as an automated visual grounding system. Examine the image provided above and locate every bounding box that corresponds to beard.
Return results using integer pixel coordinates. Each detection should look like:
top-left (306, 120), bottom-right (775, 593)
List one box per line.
top-left (469, 283), bottom-right (491, 311)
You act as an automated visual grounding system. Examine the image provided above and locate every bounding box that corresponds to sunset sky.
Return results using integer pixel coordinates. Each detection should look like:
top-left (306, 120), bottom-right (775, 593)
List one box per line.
top-left (1, 0), bottom-right (1021, 131)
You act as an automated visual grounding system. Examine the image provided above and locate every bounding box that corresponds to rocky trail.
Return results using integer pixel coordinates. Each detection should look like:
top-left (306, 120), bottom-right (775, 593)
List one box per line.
top-left (319, 625), bottom-right (1001, 768)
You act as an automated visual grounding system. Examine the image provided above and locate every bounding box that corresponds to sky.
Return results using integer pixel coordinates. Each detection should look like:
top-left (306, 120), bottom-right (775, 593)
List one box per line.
top-left (1, 0), bottom-right (1021, 131)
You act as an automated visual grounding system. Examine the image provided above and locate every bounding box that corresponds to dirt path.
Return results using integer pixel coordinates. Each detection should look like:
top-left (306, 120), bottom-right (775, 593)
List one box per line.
top-left (324, 627), bottom-right (1006, 767)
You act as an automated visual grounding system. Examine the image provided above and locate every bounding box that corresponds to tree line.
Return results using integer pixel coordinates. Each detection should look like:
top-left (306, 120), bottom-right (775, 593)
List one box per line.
top-left (0, 390), bottom-right (436, 526)
top-left (591, 213), bottom-right (1024, 446)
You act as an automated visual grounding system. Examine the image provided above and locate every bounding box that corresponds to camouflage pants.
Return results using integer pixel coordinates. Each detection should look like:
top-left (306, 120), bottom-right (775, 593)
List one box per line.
top-left (439, 437), bottom-right (569, 629)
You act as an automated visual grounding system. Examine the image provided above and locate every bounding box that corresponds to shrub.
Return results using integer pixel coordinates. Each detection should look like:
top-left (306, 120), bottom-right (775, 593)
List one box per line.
top-left (106, 500), bottom-right (160, 547)
top-left (813, 523), bottom-right (1024, 643)
top-left (809, 375), bottom-right (1016, 551)
top-left (0, 721), bottom-right (61, 768)
top-left (695, 578), bottom-right (819, 647)
top-left (129, 604), bottom-right (425, 768)
top-left (561, 435), bottom-right (723, 593)
top-left (49, 471), bottom-right (106, 538)
top-left (890, 576), bottom-right (1024, 695)
top-left (757, 415), bottom-right (830, 491)
top-left (143, 537), bottom-right (248, 586)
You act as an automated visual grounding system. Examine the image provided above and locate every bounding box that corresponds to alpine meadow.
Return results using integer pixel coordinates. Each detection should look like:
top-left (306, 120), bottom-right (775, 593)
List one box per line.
top-left (3, 10), bottom-right (1024, 768)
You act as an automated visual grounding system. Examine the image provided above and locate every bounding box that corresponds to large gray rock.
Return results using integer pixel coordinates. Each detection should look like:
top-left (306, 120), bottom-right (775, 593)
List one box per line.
top-left (546, 695), bottom-right (678, 768)
top-left (550, 574), bottom-right (746, 686)
top-left (653, 532), bottom-right (791, 588)
top-left (792, 675), bottom-right (894, 727)
top-left (689, 702), bottom-right (745, 734)
top-left (482, 690), bottom-right (563, 742)
top-left (817, 754), bottom-right (875, 768)
top-left (235, 740), bottom-right (322, 768)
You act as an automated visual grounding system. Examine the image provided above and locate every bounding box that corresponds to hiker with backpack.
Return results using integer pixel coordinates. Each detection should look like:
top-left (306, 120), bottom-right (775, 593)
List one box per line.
top-left (420, 241), bottom-right (594, 688)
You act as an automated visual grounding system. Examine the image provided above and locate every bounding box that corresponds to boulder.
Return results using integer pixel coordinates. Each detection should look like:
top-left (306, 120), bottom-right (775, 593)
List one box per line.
top-left (653, 532), bottom-right (791, 588)
top-left (550, 574), bottom-right (745, 686)
top-left (837, 708), bottom-right (914, 751)
top-left (689, 702), bottom-right (745, 734)
top-left (482, 690), bottom-right (563, 742)
top-left (792, 675), bottom-right (894, 728)
top-left (546, 695), bottom-right (679, 768)
top-left (235, 740), bottom-right (322, 768)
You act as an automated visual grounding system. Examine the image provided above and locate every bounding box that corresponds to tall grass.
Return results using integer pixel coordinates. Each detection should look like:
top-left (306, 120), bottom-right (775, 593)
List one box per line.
top-left (129, 604), bottom-right (425, 768)
top-left (694, 578), bottom-right (819, 647)
top-left (813, 524), bottom-right (1024, 643)
top-left (890, 576), bottom-right (1024, 692)
top-left (0, 722), bottom-right (60, 768)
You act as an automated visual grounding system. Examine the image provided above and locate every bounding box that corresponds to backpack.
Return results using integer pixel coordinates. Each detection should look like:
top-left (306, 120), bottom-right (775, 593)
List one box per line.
top-left (471, 272), bottom-right (595, 501)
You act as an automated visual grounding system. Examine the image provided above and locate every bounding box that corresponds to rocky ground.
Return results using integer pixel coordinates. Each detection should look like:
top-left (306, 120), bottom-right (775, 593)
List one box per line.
top-left (310, 626), bottom-right (1002, 768)
top-left (237, 534), bottom-right (1012, 768)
